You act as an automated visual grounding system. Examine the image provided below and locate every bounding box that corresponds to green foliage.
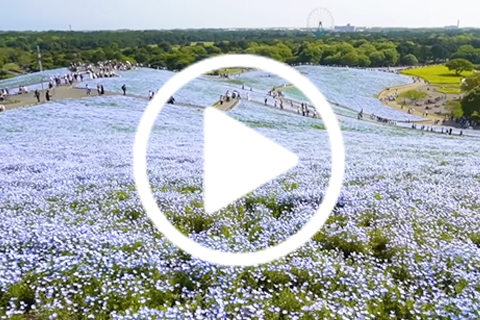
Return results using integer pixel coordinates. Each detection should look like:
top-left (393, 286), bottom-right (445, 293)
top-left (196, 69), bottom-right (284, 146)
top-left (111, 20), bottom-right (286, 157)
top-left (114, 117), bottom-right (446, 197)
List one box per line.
top-left (3, 29), bottom-right (480, 73)
top-left (446, 58), bottom-right (475, 75)
top-left (445, 100), bottom-right (464, 117)
top-left (461, 72), bottom-right (480, 92)
top-left (400, 53), bottom-right (419, 66)
top-left (468, 233), bottom-right (480, 247)
top-left (470, 111), bottom-right (480, 121)
top-left (399, 89), bottom-right (427, 101)
top-left (449, 44), bottom-right (480, 64)
top-left (461, 86), bottom-right (480, 116)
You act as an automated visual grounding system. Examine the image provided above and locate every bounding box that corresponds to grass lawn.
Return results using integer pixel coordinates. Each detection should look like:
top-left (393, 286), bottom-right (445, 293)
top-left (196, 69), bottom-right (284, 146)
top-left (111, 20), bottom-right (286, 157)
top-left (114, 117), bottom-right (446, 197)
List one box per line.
top-left (206, 68), bottom-right (247, 75)
top-left (436, 86), bottom-right (462, 94)
top-left (400, 65), bottom-right (473, 85)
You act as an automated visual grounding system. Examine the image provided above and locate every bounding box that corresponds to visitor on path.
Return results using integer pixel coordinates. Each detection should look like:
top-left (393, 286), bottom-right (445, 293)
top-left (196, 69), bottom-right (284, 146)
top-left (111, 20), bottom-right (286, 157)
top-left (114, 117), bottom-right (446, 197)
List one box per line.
top-left (100, 85), bottom-right (105, 95)
top-left (121, 84), bottom-right (127, 95)
top-left (86, 84), bottom-right (91, 96)
top-left (45, 90), bottom-right (51, 102)
top-left (34, 90), bottom-right (40, 103)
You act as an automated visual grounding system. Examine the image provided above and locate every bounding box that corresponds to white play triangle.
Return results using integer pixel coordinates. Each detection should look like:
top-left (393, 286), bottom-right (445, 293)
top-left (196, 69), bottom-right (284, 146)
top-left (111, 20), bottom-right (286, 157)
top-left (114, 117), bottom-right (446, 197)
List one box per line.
top-left (203, 107), bottom-right (299, 214)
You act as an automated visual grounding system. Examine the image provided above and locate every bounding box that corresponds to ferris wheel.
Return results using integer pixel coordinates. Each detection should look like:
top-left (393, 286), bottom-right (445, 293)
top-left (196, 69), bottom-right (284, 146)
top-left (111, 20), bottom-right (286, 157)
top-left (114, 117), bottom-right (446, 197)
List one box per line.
top-left (306, 8), bottom-right (335, 36)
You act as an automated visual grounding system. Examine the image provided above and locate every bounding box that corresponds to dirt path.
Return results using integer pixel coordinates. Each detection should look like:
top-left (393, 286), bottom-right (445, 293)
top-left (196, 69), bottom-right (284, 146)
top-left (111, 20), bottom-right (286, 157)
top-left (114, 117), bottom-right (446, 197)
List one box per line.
top-left (272, 81), bottom-right (446, 124)
top-left (377, 80), bottom-right (439, 123)
top-left (0, 84), bottom-right (206, 112)
top-left (212, 96), bottom-right (241, 111)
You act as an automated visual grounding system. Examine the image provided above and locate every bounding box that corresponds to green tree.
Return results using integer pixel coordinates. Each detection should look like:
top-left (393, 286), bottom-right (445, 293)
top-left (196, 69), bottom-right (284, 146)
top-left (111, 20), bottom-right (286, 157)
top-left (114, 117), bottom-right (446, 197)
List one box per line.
top-left (445, 100), bottom-right (464, 117)
top-left (461, 73), bottom-right (480, 92)
top-left (382, 48), bottom-right (400, 66)
top-left (471, 111), bottom-right (480, 121)
top-left (431, 44), bottom-right (449, 62)
top-left (396, 41), bottom-right (416, 56)
top-left (450, 45), bottom-right (480, 64)
top-left (400, 53), bottom-right (419, 66)
top-left (357, 43), bottom-right (377, 56)
top-left (399, 90), bottom-right (427, 104)
top-left (340, 51), bottom-right (359, 66)
top-left (461, 86), bottom-right (480, 116)
top-left (296, 43), bottom-right (322, 64)
top-left (446, 58), bottom-right (475, 75)
top-left (357, 54), bottom-right (371, 67)
top-left (369, 51), bottom-right (386, 67)
top-left (323, 52), bottom-right (342, 65)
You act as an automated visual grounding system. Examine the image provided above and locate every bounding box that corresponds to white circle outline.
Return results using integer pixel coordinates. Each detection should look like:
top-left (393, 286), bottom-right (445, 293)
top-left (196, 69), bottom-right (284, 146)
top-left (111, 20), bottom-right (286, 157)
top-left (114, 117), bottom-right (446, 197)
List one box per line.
top-left (133, 54), bottom-right (345, 266)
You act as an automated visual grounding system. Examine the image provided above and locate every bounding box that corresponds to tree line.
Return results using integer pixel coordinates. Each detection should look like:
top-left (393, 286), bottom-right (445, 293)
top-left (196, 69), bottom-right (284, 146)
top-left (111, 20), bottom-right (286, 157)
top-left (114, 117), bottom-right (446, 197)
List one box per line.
top-left (1, 29), bottom-right (480, 75)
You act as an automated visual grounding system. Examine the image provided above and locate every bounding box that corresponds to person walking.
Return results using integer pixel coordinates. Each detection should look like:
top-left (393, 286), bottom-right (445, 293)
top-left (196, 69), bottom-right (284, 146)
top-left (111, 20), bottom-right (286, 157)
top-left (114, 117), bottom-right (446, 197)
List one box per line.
top-left (34, 90), bottom-right (40, 103)
top-left (121, 84), bottom-right (127, 95)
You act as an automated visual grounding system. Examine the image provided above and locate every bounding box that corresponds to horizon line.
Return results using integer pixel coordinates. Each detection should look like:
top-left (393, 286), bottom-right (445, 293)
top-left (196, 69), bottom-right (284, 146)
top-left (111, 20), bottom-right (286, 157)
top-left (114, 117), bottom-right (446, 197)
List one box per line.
top-left (0, 26), bottom-right (478, 33)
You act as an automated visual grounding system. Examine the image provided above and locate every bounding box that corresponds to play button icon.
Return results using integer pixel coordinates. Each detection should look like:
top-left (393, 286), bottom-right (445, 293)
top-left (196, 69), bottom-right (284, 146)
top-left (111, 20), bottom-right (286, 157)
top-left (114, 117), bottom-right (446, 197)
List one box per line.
top-left (203, 107), bottom-right (299, 214)
top-left (134, 54), bottom-right (345, 267)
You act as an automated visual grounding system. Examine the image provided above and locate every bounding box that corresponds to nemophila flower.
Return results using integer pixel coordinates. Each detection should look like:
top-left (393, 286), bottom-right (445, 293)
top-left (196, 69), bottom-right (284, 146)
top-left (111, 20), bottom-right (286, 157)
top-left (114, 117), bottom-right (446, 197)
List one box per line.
top-left (1, 67), bottom-right (480, 319)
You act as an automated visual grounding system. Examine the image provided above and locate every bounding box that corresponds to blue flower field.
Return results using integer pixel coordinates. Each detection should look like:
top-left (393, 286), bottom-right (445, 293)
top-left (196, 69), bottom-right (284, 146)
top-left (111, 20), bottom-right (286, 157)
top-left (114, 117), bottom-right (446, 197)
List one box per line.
top-left (1, 66), bottom-right (480, 319)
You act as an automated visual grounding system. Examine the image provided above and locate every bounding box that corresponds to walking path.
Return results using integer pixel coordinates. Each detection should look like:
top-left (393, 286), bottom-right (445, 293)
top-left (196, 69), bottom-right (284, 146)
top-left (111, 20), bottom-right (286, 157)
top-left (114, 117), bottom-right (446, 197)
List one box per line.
top-left (212, 96), bottom-right (241, 111)
top-left (377, 80), bottom-right (443, 124)
top-left (0, 84), bottom-right (204, 112)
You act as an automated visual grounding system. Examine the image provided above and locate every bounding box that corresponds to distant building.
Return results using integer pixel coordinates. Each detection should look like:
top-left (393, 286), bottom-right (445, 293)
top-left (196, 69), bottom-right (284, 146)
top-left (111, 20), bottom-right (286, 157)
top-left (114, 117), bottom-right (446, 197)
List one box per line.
top-left (445, 20), bottom-right (460, 29)
top-left (334, 23), bottom-right (356, 32)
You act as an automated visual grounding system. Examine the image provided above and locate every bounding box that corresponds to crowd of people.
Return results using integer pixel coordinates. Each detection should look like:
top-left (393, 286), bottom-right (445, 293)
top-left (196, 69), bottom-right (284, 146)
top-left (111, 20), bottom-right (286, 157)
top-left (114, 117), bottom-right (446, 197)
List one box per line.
top-left (69, 61), bottom-right (136, 73)
top-left (451, 116), bottom-right (478, 129)
top-left (48, 72), bottom-right (86, 88)
top-left (0, 64), bottom-right (472, 140)
top-left (411, 123), bottom-right (463, 136)
top-left (261, 86), bottom-right (318, 119)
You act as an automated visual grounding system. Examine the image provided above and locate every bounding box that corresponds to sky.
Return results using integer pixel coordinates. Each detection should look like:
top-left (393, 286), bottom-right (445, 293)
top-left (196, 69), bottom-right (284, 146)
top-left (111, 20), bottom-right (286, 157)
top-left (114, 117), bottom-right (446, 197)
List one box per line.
top-left (0, 0), bottom-right (479, 31)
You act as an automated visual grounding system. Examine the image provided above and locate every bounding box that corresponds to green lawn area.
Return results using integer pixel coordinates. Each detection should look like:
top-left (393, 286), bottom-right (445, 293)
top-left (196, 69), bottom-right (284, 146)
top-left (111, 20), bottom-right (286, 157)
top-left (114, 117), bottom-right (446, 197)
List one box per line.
top-left (400, 65), bottom-right (473, 85)
top-left (436, 86), bottom-right (462, 94)
top-left (206, 68), bottom-right (247, 75)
